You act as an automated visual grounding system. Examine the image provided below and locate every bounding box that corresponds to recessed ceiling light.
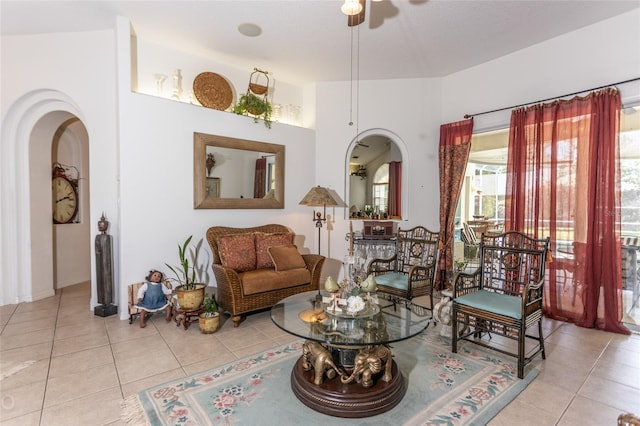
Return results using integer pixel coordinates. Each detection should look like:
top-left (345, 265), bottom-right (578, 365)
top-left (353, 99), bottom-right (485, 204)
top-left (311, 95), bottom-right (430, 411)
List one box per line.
top-left (238, 23), bottom-right (262, 37)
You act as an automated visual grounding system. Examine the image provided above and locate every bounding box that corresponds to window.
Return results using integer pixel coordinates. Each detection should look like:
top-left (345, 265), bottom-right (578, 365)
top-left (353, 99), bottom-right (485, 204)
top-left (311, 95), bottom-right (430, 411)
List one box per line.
top-left (620, 123), bottom-right (640, 236)
top-left (267, 161), bottom-right (276, 192)
top-left (459, 107), bottom-right (640, 325)
top-left (459, 128), bottom-right (509, 225)
top-left (460, 110), bottom-right (639, 236)
top-left (372, 163), bottom-right (389, 214)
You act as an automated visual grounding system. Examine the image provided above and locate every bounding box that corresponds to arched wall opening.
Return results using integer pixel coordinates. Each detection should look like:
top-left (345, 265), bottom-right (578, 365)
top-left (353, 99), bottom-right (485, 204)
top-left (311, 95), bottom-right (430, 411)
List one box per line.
top-left (344, 128), bottom-right (409, 221)
top-left (1, 89), bottom-right (91, 306)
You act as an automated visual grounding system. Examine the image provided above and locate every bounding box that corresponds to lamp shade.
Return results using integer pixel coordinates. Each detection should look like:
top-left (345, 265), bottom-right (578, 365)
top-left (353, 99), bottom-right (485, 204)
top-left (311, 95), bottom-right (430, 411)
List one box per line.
top-left (341, 0), bottom-right (363, 16)
top-left (299, 186), bottom-right (339, 207)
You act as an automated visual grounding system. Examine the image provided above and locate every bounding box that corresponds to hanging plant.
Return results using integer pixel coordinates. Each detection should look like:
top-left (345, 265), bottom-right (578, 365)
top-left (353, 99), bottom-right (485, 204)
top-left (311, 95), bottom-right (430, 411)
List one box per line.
top-left (233, 93), bottom-right (272, 129)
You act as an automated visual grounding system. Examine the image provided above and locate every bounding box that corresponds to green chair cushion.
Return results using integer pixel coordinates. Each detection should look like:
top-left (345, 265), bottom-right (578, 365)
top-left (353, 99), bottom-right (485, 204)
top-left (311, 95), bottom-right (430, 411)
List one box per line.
top-left (454, 290), bottom-right (522, 319)
top-left (375, 272), bottom-right (409, 291)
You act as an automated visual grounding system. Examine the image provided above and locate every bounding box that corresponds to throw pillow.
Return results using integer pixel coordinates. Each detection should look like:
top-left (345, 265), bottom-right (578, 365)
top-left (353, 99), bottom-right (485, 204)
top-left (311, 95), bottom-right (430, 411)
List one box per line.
top-left (217, 233), bottom-right (256, 272)
top-left (268, 245), bottom-right (306, 271)
top-left (255, 232), bottom-right (294, 269)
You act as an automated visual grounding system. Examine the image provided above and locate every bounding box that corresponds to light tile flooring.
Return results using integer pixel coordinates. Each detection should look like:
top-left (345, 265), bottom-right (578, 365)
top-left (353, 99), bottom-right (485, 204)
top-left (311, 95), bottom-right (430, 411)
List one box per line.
top-left (1, 282), bottom-right (639, 426)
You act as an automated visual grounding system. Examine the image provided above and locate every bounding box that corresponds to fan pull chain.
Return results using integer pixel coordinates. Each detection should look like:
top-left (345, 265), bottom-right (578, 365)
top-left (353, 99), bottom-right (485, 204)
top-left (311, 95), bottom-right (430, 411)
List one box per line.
top-left (348, 27), bottom-right (355, 127)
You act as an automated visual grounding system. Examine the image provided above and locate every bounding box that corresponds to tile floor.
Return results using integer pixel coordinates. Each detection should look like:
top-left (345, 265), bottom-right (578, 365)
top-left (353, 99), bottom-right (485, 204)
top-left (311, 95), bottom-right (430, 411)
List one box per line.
top-left (0, 282), bottom-right (639, 426)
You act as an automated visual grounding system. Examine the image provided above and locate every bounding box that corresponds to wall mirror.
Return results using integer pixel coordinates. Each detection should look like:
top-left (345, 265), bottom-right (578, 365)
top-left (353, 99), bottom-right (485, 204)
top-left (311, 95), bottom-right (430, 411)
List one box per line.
top-left (194, 132), bottom-right (284, 209)
top-left (345, 131), bottom-right (407, 220)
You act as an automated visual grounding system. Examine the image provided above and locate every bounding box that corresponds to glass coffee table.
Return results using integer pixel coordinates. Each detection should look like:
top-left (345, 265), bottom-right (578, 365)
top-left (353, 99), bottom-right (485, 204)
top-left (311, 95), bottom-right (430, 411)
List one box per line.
top-left (271, 291), bottom-right (431, 418)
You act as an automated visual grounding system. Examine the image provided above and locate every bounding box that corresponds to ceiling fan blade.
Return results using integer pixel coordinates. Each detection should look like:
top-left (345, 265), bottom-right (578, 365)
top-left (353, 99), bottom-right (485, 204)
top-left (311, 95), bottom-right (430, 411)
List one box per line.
top-left (348, 0), bottom-right (366, 27)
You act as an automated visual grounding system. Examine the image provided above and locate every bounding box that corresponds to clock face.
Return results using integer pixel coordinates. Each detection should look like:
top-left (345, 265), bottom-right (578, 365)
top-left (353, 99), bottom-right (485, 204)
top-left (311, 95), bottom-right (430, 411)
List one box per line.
top-left (52, 176), bottom-right (78, 224)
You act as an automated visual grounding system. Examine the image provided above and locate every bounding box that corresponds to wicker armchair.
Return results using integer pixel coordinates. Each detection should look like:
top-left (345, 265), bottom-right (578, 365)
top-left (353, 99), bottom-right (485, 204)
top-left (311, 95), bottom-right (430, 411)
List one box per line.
top-left (452, 231), bottom-right (550, 379)
top-left (367, 225), bottom-right (440, 311)
top-left (206, 224), bottom-right (325, 327)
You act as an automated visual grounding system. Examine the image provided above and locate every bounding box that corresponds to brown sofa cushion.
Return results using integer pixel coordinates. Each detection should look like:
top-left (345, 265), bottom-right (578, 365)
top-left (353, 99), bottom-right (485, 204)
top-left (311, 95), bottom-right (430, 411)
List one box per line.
top-left (240, 268), bottom-right (311, 295)
top-left (255, 232), bottom-right (294, 269)
top-left (268, 245), bottom-right (306, 271)
top-left (218, 233), bottom-right (256, 272)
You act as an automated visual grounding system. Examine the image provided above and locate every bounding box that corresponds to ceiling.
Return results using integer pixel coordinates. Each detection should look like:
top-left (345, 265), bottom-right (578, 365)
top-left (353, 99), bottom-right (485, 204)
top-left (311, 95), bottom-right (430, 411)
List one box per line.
top-left (2, 1), bottom-right (638, 85)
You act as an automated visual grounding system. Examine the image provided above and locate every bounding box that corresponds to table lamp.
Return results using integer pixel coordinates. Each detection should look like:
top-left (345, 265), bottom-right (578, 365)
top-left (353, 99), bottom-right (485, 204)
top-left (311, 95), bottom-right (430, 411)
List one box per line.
top-left (299, 186), bottom-right (339, 255)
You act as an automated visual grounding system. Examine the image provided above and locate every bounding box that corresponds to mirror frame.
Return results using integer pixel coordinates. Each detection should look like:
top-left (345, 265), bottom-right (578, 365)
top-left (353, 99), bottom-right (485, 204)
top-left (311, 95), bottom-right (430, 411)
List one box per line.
top-left (194, 132), bottom-right (285, 209)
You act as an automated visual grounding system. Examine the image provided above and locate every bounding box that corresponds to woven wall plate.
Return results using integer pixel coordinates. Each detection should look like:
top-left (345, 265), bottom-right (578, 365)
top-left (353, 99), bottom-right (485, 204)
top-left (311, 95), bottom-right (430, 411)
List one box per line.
top-left (193, 72), bottom-right (234, 110)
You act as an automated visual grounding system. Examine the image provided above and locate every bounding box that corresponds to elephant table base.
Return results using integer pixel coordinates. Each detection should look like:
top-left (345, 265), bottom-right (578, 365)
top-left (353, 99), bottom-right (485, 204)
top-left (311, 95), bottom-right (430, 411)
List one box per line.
top-left (290, 345), bottom-right (406, 418)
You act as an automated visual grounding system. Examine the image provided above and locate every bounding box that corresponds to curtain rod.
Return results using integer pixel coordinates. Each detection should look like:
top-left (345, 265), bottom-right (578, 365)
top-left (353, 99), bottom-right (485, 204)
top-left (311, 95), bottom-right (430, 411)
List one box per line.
top-left (463, 77), bottom-right (640, 119)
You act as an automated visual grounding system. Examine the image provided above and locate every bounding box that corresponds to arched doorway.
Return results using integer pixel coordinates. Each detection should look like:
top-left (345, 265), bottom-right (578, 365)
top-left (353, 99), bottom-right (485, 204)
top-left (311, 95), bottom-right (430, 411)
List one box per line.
top-left (1, 89), bottom-right (91, 306)
top-left (344, 128), bottom-right (409, 221)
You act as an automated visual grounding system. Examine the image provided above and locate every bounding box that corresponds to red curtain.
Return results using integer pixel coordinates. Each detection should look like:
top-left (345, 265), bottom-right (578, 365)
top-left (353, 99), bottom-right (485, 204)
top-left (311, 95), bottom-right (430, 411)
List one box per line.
top-left (253, 157), bottom-right (266, 198)
top-left (438, 119), bottom-right (474, 289)
top-left (505, 88), bottom-right (628, 334)
top-left (388, 161), bottom-right (402, 218)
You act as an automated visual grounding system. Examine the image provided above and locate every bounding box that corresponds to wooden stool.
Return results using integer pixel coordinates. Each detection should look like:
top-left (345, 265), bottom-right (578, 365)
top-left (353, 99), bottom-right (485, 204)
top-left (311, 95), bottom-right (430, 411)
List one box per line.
top-left (174, 307), bottom-right (203, 330)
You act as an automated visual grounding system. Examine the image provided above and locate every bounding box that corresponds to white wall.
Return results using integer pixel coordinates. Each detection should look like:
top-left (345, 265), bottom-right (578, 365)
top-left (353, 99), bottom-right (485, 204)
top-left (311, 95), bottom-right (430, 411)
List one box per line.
top-left (315, 77), bottom-right (443, 266)
top-left (2, 9), bottom-right (639, 313)
top-left (441, 9), bottom-right (640, 132)
top-left (134, 37), bottom-right (305, 126)
top-left (1, 29), bottom-right (118, 306)
top-left (116, 92), bottom-right (318, 317)
top-left (52, 120), bottom-right (91, 289)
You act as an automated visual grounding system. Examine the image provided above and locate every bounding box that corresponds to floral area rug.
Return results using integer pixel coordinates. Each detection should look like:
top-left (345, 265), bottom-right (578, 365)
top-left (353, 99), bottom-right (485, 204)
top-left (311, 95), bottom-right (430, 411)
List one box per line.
top-left (122, 327), bottom-right (538, 426)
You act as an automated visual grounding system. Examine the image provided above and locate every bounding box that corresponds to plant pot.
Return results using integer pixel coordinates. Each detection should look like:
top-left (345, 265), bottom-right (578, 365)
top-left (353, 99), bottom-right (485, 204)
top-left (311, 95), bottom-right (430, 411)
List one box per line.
top-left (249, 83), bottom-right (268, 95)
top-left (176, 284), bottom-right (206, 311)
top-left (246, 103), bottom-right (266, 116)
top-left (198, 312), bottom-right (220, 334)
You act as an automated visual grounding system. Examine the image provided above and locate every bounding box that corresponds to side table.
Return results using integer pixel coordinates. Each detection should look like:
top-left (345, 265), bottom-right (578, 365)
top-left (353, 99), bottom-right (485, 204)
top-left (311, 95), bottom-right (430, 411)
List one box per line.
top-left (174, 307), bottom-right (203, 330)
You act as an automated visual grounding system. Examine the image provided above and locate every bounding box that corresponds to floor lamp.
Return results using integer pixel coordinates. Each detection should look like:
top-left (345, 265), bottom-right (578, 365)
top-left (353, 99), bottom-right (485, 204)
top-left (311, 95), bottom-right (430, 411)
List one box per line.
top-left (299, 186), bottom-right (339, 255)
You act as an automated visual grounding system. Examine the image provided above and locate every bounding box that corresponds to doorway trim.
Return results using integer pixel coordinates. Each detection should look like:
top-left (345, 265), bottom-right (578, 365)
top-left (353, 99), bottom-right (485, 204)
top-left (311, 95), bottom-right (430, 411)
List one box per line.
top-left (1, 89), bottom-right (86, 305)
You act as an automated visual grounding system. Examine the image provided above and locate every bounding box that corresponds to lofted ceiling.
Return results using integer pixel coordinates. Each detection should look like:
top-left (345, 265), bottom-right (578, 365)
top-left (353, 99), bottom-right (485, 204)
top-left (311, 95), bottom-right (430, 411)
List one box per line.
top-left (2, 1), bottom-right (638, 86)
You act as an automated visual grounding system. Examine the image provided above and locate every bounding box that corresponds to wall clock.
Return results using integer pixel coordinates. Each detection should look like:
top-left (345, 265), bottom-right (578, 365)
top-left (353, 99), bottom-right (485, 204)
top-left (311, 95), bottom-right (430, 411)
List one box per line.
top-left (52, 173), bottom-right (78, 224)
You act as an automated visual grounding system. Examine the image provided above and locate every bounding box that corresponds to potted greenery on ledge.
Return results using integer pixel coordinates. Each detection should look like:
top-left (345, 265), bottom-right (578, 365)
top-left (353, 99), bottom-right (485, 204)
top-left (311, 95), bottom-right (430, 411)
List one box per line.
top-left (166, 235), bottom-right (206, 311)
top-left (198, 293), bottom-right (220, 334)
top-left (232, 93), bottom-right (272, 128)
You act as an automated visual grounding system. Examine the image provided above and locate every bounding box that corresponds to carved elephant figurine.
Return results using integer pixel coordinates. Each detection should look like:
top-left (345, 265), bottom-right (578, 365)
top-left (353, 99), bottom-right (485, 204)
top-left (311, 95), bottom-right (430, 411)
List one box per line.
top-left (340, 345), bottom-right (392, 388)
top-left (302, 341), bottom-right (343, 385)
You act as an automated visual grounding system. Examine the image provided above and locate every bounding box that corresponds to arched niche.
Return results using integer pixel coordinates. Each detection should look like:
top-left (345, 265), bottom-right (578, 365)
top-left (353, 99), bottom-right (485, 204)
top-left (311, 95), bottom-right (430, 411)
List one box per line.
top-left (1, 89), bottom-right (92, 306)
top-left (344, 129), bottom-right (409, 221)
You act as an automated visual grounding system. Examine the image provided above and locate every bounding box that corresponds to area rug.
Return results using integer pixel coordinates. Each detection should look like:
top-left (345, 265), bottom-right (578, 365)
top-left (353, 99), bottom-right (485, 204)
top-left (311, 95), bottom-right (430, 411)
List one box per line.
top-left (122, 327), bottom-right (538, 426)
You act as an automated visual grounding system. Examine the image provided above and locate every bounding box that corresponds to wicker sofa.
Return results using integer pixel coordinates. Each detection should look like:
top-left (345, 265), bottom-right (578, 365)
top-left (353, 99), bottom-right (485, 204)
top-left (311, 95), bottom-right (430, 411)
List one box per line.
top-left (206, 224), bottom-right (325, 327)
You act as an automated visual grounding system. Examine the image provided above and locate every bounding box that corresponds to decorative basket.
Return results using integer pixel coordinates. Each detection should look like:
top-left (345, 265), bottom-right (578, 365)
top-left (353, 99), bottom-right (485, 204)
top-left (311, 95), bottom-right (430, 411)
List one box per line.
top-left (247, 68), bottom-right (270, 96)
top-left (198, 312), bottom-right (220, 334)
top-left (193, 72), bottom-right (234, 110)
top-left (247, 103), bottom-right (266, 116)
top-left (249, 83), bottom-right (268, 95)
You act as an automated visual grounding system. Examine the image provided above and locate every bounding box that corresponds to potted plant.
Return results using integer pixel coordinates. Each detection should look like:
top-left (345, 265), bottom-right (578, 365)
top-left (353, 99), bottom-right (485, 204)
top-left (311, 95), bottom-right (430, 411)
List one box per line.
top-left (232, 93), bottom-right (272, 128)
top-left (198, 293), bottom-right (220, 334)
top-left (166, 235), bottom-right (206, 311)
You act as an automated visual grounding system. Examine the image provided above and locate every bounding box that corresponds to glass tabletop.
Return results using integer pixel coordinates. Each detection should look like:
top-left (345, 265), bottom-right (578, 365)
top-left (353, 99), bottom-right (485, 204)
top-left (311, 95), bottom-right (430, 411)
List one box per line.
top-left (271, 291), bottom-right (431, 347)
